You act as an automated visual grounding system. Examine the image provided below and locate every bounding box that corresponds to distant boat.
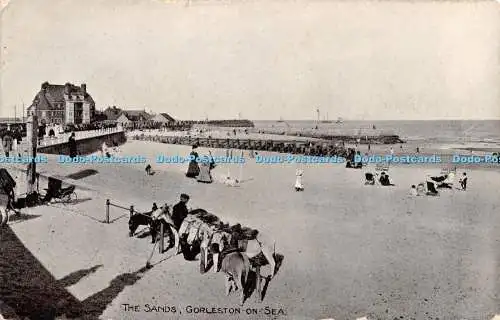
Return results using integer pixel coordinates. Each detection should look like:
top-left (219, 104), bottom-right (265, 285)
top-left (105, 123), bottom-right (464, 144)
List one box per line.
top-left (277, 116), bottom-right (285, 123)
top-left (336, 117), bottom-right (344, 124)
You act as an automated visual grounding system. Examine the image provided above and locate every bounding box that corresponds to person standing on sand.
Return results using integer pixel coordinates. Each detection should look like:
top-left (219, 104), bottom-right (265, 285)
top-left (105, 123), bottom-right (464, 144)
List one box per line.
top-left (459, 172), bottom-right (468, 190)
top-left (186, 145), bottom-right (200, 178)
top-left (171, 194), bottom-right (190, 230)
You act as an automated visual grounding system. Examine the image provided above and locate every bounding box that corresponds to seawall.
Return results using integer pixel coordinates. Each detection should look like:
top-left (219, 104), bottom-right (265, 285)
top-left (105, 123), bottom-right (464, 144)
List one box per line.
top-left (38, 131), bottom-right (127, 156)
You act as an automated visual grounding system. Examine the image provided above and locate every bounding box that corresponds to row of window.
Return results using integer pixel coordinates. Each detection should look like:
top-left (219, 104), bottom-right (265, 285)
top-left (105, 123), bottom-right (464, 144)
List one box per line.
top-left (40, 110), bottom-right (64, 117)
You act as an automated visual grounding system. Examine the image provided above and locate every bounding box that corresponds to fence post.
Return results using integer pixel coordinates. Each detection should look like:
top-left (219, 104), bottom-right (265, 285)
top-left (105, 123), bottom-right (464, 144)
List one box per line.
top-left (106, 199), bottom-right (110, 223)
top-left (159, 223), bottom-right (164, 254)
top-left (129, 205), bottom-right (134, 218)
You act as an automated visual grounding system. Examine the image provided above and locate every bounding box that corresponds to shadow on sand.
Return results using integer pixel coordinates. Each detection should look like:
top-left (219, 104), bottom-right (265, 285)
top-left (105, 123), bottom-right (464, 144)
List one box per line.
top-left (57, 265), bottom-right (103, 288)
top-left (5, 212), bottom-right (42, 225)
top-left (65, 169), bottom-right (99, 180)
top-left (109, 213), bottom-right (128, 223)
top-left (50, 197), bottom-right (93, 206)
top-left (80, 267), bottom-right (150, 319)
top-left (0, 225), bottom-right (150, 319)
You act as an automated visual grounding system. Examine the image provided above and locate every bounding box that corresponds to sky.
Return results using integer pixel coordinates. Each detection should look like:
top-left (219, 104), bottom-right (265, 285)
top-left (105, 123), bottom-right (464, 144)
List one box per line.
top-left (0, 0), bottom-right (499, 120)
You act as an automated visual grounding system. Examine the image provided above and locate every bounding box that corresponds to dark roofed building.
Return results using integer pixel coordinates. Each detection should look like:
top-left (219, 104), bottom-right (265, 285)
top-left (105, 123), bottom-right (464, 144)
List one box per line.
top-left (27, 82), bottom-right (96, 124)
top-left (151, 113), bottom-right (175, 123)
top-left (103, 106), bottom-right (122, 121)
top-left (117, 110), bottom-right (152, 122)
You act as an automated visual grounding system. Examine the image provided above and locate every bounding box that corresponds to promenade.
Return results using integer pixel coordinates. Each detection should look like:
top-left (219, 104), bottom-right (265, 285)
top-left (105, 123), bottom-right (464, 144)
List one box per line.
top-left (12, 126), bottom-right (124, 156)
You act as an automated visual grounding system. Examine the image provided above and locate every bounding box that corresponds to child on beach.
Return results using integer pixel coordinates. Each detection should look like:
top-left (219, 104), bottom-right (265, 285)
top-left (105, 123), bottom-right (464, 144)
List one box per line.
top-left (405, 185), bottom-right (418, 214)
top-left (295, 169), bottom-right (304, 191)
top-left (409, 185), bottom-right (418, 196)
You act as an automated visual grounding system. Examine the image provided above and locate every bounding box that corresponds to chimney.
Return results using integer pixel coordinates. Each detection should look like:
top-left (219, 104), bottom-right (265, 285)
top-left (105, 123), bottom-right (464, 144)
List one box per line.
top-left (64, 83), bottom-right (71, 95)
top-left (41, 81), bottom-right (49, 92)
top-left (81, 83), bottom-right (86, 94)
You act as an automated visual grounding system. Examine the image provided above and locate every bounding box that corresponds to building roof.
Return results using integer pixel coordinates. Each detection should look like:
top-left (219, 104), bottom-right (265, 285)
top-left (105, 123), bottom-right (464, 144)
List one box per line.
top-left (29, 82), bottom-right (95, 111)
top-left (119, 110), bottom-right (152, 121)
top-left (151, 113), bottom-right (175, 123)
top-left (116, 114), bottom-right (132, 123)
top-left (103, 106), bottom-right (123, 120)
top-left (159, 113), bottom-right (175, 122)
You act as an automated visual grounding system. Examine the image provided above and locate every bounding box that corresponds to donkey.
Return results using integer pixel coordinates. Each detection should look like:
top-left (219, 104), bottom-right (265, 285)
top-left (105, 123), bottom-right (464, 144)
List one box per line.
top-left (209, 226), bottom-right (277, 279)
top-left (220, 251), bottom-right (250, 306)
top-left (128, 203), bottom-right (157, 241)
top-left (150, 204), bottom-right (180, 253)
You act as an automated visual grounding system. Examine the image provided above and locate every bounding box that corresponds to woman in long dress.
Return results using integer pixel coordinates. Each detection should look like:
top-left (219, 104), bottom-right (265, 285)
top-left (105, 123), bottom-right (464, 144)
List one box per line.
top-left (197, 162), bottom-right (212, 183)
top-left (186, 145), bottom-right (200, 178)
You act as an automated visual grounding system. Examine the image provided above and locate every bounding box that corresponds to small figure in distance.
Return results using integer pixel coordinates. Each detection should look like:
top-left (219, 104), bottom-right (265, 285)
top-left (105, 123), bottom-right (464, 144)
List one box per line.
top-left (295, 169), bottom-right (304, 191)
top-left (459, 172), bottom-right (467, 191)
top-left (409, 185), bottom-right (418, 196)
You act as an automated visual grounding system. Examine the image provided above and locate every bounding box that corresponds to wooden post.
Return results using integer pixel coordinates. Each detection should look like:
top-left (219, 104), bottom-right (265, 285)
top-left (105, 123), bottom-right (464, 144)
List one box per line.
top-left (129, 205), bottom-right (134, 218)
top-left (200, 248), bottom-right (206, 274)
top-left (105, 199), bottom-right (110, 223)
top-left (26, 108), bottom-right (38, 199)
top-left (255, 265), bottom-right (262, 301)
top-left (159, 222), bottom-right (164, 254)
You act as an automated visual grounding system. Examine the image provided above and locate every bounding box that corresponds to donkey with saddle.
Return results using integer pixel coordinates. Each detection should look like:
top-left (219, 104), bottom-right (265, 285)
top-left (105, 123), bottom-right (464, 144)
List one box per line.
top-left (177, 210), bottom-right (277, 303)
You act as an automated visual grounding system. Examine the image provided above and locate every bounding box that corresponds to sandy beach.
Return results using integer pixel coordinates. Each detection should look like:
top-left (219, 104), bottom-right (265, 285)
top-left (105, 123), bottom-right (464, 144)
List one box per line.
top-left (2, 139), bottom-right (499, 320)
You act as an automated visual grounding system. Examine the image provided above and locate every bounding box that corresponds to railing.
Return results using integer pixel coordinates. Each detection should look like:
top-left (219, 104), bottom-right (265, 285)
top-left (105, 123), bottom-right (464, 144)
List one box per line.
top-left (33, 126), bottom-right (124, 148)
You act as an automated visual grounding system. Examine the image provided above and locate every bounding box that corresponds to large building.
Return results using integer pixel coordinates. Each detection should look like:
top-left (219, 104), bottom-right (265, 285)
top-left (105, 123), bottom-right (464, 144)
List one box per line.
top-left (28, 82), bottom-right (96, 124)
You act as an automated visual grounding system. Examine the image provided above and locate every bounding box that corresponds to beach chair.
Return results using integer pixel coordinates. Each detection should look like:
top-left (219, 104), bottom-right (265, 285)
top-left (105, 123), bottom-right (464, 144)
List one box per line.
top-left (440, 167), bottom-right (457, 175)
top-left (375, 163), bottom-right (390, 172)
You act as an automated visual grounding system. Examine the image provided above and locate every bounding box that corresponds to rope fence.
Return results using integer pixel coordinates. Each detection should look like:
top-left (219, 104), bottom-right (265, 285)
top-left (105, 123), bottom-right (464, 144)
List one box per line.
top-left (105, 199), bottom-right (135, 224)
top-left (105, 199), bottom-right (165, 253)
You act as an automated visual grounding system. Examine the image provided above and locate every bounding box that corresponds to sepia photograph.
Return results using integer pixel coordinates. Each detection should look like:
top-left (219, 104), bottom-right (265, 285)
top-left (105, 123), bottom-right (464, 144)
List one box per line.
top-left (0, 0), bottom-right (499, 319)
